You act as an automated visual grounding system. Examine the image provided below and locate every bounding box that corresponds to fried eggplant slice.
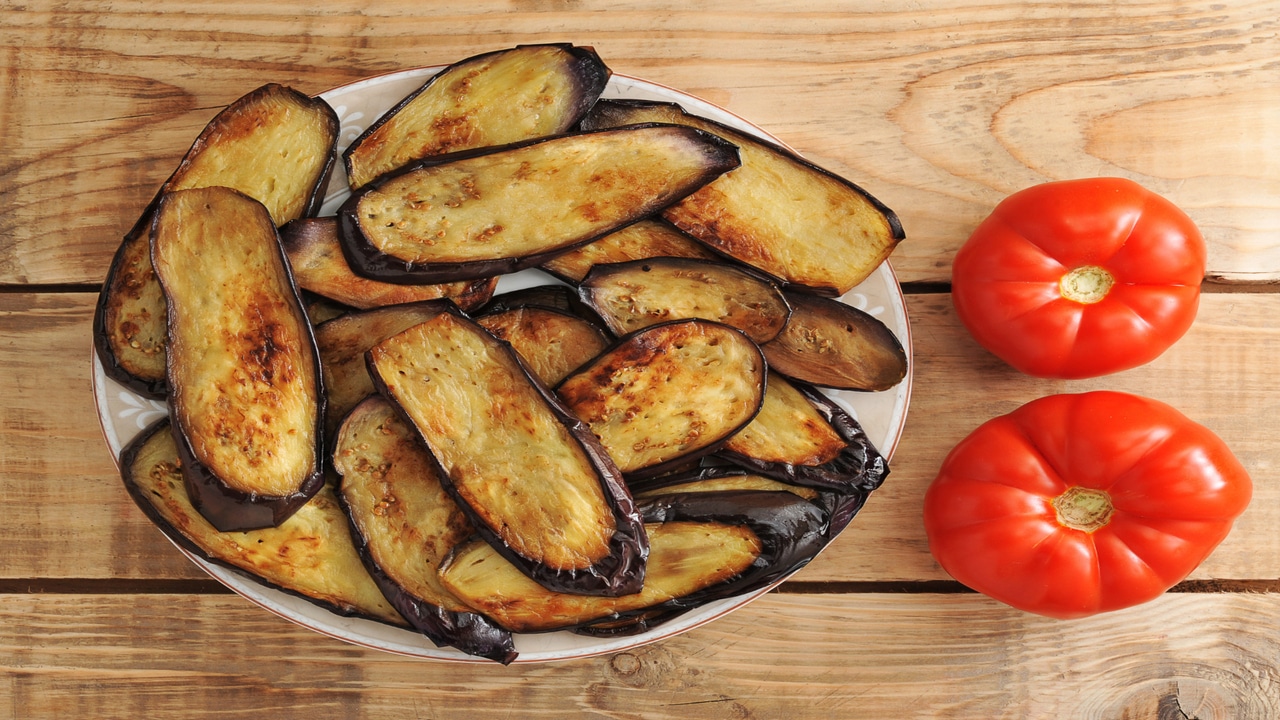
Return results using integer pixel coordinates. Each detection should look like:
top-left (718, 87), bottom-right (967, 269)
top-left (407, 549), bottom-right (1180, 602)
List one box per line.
top-left (337, 124), bottom-right (741, 284)
top-left (344, 43), bottom-right (611, 190)
top-left (762, 291), bottom-right (907, 392)
top-left (579, 257), bottom-right (792, 344)
top-left (477, 306), bottom-right (611, 386)
top-left (313, 300), bottom-right (454, 443)
top-left (152, 187), bottom-right (325, 531)
top-left (119, 419), bottom-right (405, 626)
top-left (95, 84), bottom-right (339, 396)
top-left (539, 219), bottom-right (720, 284)
top-left (720, 375), bottom-right (889, 494)
top-left (581, 100), bottom-right (903, 296)
top-left (334, 396), bottom-right (516, 664)
top-left (367, 305), bottom-right (648, 596)
top-left (631, 465), bottom-right (821, 502)
top-left (441, 490), bottom-right (828, 634)
top-left (281, 217), bottom-right (497, 311)
top-left (440, 521), bottom-right (759, 633)
top-left (555, 319), bottom-right (766, 478)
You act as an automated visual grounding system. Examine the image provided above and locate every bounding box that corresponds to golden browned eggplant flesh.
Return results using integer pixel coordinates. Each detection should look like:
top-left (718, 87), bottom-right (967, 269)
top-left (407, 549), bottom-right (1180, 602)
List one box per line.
top-left (366, 305), bottom-right (648, 596)
top-left (95, 83), bottom-right (338, 396)
top-left (152, 186), bottom-right (325, 532)
top-left (101, 44), bottom-right (908, 661)
top-left (344, 43), bottom-right (610, 189)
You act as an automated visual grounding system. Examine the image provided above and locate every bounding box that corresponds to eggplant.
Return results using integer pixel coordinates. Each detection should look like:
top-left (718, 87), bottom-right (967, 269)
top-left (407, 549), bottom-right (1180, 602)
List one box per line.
top-left (630, 465), bottom-right (821, 502)
top-left (95, 83), bottom-right (339, 397)
top-left (580, 99), bottom-right (903, 296)
top-left (579, 256), bottom-right (792, 344)
top-left (333, 396), bottom-right (516, 664)
top-left (119, 418), bottom-right (406, 626)
top-left (720, 375), bottom-right (889, 494)
top-left (555, 319), bottom-right (766, 478)
top-left (281, 217), bottom-right (497, 311)
top-left (366, 305), bottom-right (648, 596)
top-left (337, 124), bottom-right (741, 284)
top-left (762, 290), bottom-right (907, 392)
top-left (539, 218), bottom-right (720, 284)
top-left (439, 490), bottom-right (828, 634)
top-left (476, 306), bottom-right (611, 387)
top-left (477, 283), bottom-right (608, 327)
top-left (312, 300), bottom-right (454, 444)
top-left (343, 43), bottom-right (611, 190)
top-left (151, 186), bottom-right (325, 531)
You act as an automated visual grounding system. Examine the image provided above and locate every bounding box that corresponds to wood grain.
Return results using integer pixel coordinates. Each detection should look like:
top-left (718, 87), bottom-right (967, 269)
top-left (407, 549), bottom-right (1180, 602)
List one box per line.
top-left (2, 1), bottom-right (1278, 285)
top-left (3, 592), bottom-right (1279, 718)
top-left (5, 291), bottom-right (1275, 584)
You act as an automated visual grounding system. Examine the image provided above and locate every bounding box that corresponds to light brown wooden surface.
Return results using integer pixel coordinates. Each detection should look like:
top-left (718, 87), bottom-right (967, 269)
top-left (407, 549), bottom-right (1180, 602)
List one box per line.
top-left (3, 1), bottom-right (1280, 717)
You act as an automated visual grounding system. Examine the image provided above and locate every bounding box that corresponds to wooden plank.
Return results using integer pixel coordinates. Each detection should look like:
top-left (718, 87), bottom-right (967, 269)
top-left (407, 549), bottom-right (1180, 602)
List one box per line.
top-left (4, 291), bottom-right (1277, 584)
top-left (2, 1), bottom-right (1279, 285)
top-left (2, 592), bottom-right (1280, 718)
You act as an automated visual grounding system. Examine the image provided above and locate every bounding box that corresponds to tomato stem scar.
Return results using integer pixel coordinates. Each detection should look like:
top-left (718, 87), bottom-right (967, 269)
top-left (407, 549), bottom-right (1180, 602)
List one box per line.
top-left (1060, 265), bottom-right (1115, 304)
top-left (1053, 486), bottom-right (1114, 533)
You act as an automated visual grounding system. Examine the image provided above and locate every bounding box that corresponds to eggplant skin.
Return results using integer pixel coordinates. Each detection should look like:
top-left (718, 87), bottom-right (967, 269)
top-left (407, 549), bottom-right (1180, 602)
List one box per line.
top-left (118, 419), bottom-right (406, 626)
top-left (578, 256), bottom-right (792, 344)
top-left (280, 217), bottom-right (497, 312)
top-left (337, 124), bottom-right (741, 285)
top-left (152, 187), bottom-right (325, 531)
top-left (720, 379), bottom-right (889, 494)
top-left (334, 396), bottom-right (516, 664)
top-left (555, 319), bottom-right (767, 478)
top-left (366, 304), bottom-right (649, 597)
top-left (94, 83), bottom-right (339, 397)
top-left (343, 43), bottom-right (611, 189)
top-left (539, 218), bottom-right (720, 284)
top-left (581, 100), bottom-right (904, 296)
top-left (762, 291), bottom-right (907, 392)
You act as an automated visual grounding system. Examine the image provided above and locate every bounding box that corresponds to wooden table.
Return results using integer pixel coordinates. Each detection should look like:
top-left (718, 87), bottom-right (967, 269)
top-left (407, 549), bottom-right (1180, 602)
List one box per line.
top-left (4, 2), bottom-right (1279, 717)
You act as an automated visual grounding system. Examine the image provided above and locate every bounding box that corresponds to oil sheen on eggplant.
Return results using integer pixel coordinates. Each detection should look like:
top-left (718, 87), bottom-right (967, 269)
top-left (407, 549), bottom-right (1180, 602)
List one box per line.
top-left (761, 290), bottom-right (908, 392)
top-left (338, 124), bottom-right (741, 284)
top-left (579, 256), bottom-right (792, 343)
top-left (94, 83), bottom-right (339, 397)
top-left (440, 490), bottom-right (828, 635)
top-left (344, 43), bottom-right (611, 189)
top-left (152, 186), bottom-right (325, 532)
top-left (581, 99), bottom-right (903, 296)
top-left (539, 218), bottom-right (719, 284)
top-left (366, 305), bottom-right (648, 596)
top-left (334, 396), bottom-right (516, 664)
top-left (119, 419), bottom-right (405, 626)
top-left (312, 300), bottom-right (454, 444)
top-left (280, 217), bottom-right (497, 311)
top-left (555, 319), bottom-right (766, 478)
top-left (720, 374), bottom-right (889, 494)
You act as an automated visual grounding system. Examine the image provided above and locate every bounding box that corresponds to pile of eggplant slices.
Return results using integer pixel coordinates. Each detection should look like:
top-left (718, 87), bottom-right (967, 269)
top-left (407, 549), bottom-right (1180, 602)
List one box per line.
top-left (95, 44), bottom-right (907, 664)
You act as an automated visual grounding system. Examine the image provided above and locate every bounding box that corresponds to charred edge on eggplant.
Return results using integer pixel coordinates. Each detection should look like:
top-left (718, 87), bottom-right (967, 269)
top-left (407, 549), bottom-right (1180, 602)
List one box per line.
top-left (554, 319), bottom-right (767, 480)
top-left (366, 303), bottom-right (649, 597)
top-left (333, 397), bottom-right (517, 664)
top-left (343, 43), bottom-right (612, 190)
top-left (578, 256), bottom-right (793, 344)
top-left (575, 489), bottom-right (832, 636)
top-left (477, 283), bottom-right (612, 329)
top-left (280, 217), bottom-right (498, 312)
top-left (580, 99), bottom-right (904, 296)
top-left (720, 380), bottom-right (889, 494)
top-left (153, 187), bottom-right (326, 532)
top-left (118, 419), bottom-right (407, 625)
top-left (336, 124), bottom-right (742, 285)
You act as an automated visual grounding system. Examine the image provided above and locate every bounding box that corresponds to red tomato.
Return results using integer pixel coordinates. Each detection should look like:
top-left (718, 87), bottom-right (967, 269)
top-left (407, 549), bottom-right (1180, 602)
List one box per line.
top-left (923, 391), bottom-right (1251, 619)
top-left (952, 177), bottom-right (1206, 379)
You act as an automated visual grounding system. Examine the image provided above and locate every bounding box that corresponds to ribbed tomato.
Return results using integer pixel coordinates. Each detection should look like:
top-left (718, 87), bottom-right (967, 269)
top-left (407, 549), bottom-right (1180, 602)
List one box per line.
top-left (951, 177), bottom-right (1205, 379)
top-left (923, 391), bottom-right (1251, 619)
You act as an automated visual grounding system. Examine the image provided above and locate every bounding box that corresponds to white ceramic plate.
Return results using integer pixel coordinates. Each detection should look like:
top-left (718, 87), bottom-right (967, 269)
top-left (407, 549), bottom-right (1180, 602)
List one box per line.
top-left (92, 66), bottom-right (913, 663)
